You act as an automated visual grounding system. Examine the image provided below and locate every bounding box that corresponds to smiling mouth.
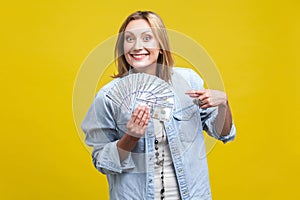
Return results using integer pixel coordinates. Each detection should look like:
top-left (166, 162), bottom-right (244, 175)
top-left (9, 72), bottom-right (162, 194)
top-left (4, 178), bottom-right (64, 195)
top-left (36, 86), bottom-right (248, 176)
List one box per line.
top-left (130, 53), bottom-right (149, 60)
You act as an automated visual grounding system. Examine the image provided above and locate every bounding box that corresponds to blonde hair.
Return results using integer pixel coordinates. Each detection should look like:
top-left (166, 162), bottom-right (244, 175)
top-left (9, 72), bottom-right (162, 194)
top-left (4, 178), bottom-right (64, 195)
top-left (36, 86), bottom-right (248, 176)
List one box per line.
top-left (113, 11), bottom-right (174, 82)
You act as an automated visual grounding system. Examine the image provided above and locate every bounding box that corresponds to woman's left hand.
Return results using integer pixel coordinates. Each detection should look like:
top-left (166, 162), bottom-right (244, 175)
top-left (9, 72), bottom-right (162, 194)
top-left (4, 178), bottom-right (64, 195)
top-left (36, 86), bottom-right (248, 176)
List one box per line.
top-left (185, 89), bottom-right (228, 109)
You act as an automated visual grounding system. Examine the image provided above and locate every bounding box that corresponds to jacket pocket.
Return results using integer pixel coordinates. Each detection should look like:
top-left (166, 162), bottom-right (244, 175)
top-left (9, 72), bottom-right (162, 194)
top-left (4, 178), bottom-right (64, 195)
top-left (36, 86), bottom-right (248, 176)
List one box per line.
top-left (173, 105), bottom-right (200, 143)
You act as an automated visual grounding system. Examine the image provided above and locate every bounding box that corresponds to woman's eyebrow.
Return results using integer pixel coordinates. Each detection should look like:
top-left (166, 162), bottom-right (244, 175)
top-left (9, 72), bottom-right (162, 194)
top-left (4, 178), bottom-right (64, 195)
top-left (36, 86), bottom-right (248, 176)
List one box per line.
top-left (141, 30), bottom-right (153, 34)
top-left (124, 31), bottom-right (134, 34)
top-left (124, 30), bottom-right (153, 35)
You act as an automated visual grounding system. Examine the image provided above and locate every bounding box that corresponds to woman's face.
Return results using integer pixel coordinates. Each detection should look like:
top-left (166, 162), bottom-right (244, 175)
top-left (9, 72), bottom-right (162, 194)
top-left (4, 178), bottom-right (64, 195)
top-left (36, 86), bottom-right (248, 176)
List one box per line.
top-left (123, 19), bottom-right (160, 74)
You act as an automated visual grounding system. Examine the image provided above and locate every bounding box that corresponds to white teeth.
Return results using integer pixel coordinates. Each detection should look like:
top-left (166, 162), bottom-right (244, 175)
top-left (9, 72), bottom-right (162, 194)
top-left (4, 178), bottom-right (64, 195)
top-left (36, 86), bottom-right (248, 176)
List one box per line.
top-left (132, 54), bottom-right (148, 58)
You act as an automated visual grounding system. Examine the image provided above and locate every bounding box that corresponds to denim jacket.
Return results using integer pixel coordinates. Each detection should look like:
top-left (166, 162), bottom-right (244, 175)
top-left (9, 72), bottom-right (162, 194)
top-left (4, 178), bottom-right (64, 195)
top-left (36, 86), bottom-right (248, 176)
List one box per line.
top-left (81, 67), bottom-right (236, 200)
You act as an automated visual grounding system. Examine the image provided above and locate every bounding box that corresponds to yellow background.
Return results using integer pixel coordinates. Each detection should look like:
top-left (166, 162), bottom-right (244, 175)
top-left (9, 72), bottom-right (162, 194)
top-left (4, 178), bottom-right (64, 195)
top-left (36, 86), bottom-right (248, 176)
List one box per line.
top-left (1, 0), bottom-right (299, 199)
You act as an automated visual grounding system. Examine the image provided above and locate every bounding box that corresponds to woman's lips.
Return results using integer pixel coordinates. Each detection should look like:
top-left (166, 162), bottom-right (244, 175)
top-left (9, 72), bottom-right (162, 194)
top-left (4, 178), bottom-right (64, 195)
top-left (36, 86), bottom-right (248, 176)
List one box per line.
top-left (130, 53), bottom-right (149, 60)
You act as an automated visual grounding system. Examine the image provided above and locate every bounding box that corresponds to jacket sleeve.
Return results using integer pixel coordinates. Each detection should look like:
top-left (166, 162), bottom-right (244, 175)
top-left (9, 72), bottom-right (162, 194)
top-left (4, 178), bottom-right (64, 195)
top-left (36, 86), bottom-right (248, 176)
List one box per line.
top-left (187, 68), bottom-right (236, 143)
top-left (200, 107), bottom-right (236, 143)
top-left (81, 90), bottom-right (135, 174)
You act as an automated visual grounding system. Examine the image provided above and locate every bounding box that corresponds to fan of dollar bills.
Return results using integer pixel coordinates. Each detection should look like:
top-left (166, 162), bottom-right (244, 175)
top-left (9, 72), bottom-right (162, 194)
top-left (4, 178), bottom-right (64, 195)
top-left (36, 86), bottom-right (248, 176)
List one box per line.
top-left (106, 73), bottom-right (175, 122)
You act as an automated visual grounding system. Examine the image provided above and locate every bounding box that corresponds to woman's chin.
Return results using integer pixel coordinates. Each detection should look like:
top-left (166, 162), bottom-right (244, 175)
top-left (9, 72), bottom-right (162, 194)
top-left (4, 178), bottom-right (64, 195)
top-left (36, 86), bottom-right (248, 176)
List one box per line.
top-left (131, 63), bottom-right (154, 69)
top-left (130, 63), bottom-right (157, 74)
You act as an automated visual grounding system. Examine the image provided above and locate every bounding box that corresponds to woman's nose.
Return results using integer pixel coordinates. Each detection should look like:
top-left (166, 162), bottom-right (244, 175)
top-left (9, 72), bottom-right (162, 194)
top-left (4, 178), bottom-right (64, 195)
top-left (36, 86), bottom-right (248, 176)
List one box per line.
top-left (133, 38), bottom-right (143, 50)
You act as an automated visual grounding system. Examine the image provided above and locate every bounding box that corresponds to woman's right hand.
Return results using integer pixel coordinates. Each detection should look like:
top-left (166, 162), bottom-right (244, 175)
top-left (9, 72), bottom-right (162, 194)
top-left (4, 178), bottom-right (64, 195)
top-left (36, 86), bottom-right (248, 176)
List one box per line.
top-left (117, 105), bottom-right (150, 161)
top-left (126, 105), bottom-right (151, 138)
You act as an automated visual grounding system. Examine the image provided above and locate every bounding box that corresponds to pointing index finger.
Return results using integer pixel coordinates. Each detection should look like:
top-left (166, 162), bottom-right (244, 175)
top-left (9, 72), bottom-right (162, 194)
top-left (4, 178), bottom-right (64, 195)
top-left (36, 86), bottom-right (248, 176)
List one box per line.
top-left (185, 90), bottom-right (206, 97)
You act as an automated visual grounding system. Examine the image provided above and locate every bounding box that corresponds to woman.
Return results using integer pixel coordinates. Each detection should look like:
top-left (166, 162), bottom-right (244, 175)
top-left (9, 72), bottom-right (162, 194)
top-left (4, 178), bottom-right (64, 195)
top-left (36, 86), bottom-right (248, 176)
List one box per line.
top-left (82, 11), bottom-right (236, 200)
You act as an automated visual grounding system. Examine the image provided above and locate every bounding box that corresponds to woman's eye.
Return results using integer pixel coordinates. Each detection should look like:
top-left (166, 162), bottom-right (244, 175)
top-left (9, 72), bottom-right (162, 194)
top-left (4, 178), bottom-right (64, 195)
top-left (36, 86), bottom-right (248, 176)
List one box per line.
top-left (126, 36), bottom-right (134, 42)
top-left (143, 35), bottom-right (152, 42)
